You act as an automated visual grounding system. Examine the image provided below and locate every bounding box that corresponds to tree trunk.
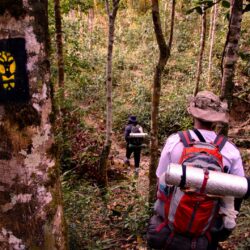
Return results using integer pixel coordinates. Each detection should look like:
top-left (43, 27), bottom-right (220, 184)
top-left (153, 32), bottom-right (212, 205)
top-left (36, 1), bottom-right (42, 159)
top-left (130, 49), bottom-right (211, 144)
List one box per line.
top-left (168, 0), bottom-right (176, 52)
top-left (164, 1), bottom-right (168, 35)
top-left (207, 1), bottom-right (218, 88)
top-left (54, 0), bottom-right (65, 94)
top-left (220, 0), bottom-right (243, 108)
top-left (149, 0), bottom-right (170, 204)
top-left (99, 0), bottom-right (119, 188)
top-left (88, 8), bottom-right (95, 50)
top-left (0, 1), bottom-right (67, 249)
top-left (194, 7), bottom-right (207, 96)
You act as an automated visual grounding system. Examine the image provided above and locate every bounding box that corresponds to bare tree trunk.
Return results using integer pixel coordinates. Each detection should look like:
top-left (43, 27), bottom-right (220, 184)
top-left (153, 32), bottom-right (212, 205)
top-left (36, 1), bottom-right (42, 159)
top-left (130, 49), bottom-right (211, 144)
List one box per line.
top-left (149, 0), bottom-right (170, 204)
top-left (194, 6), bottom-right (207, 96)
top-left (208, 3), bottom-right (214, 42)
top-left (164, 0), bottom-right (168, 35)
top-left (168, 0), bottom-right (176, 52)
top-left (54, 0), bottom-right (65, 94)
top-left (0, 1), bottom-right (67, 249)
top-left (221, 0), bottom-right (243, 108)
top-left (99, 0), bottom-right (120, 188)
top-left (207, 1), bottom-right (218, 88)
top-left (88, 8), bottom-right (95, 50)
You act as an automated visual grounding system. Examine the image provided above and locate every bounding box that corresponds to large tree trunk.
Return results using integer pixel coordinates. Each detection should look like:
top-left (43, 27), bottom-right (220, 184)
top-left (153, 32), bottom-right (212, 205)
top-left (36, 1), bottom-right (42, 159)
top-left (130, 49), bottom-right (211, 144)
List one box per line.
top-left (99, 0), bottom-right (119, 188)
top-left (194, 6), bottom-right (207, 96)
top-left (54, 0), bottom-right (65, 93)
top-left (220, 0), bottom-right (243, 108)
top-left (0, 1), bottom-right (67, 249)
top-left (149, 0), bottom-right (170, 204)
top-left (207, 1), bottom-right (218, 88)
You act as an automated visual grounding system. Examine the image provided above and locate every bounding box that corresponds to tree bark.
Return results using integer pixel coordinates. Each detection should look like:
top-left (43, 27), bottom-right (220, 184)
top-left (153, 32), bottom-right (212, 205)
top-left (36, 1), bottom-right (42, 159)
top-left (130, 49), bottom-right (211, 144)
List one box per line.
top-left (194, 6), bottom-right (207, 96)
top-left (168, 0), bottom-right (176, 52)
top-left (207, 1), bottom-right (218, 88)
top-left (88, 8), bottom-right (95, 50)
top-left (220, 0), bottom-right (243, 109)
top-left (99, 0), bottom-right (120, 188)
top-left (54, 0), bottom-right (65, 94)
top-left (149, 0), bottom-right (170, 204)
top-left (0, 1), bottom-right (67, 249)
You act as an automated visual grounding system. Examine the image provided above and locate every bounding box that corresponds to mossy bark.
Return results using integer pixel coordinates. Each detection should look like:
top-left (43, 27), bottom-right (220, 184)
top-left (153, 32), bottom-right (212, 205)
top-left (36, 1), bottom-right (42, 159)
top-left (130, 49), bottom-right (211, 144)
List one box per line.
top-left (0, 1), bottom-right (67, 249)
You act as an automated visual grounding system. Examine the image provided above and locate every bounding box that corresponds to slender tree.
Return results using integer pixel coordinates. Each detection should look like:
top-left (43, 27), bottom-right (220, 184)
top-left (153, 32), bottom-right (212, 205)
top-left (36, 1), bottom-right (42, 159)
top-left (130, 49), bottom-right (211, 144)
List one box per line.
top-left (168, 0), bottom-right (176, 51)
top-left (99, 0), bottom-right (120, 188)
top-left (221, 0), bottom-right (243, 108)
top-left (207, 0), bottom-right (218, 88)
top-left (54, 0), bottom-right (65, 95)
top-left (87, 7), bottom-right (95, 50)
top-left (149, 0), bottom-right (170, 204)
top-left (0, 1), bottom-right (66, 249)
top-left (194, 5), bottom-right (207, 96)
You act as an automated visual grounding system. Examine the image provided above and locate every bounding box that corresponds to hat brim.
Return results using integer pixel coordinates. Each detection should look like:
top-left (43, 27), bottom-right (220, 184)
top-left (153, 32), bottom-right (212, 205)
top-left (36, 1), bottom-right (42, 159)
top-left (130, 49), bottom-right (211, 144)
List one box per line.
top-left (188, 106), bottom-right (229, 124)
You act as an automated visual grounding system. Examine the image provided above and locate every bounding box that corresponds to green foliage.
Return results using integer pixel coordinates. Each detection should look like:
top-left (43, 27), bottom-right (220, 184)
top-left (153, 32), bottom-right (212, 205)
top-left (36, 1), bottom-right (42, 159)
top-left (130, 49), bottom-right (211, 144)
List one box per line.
top-left (221, 0), bottom-right (230, 9)
top-left (186, 0), bottom-right (216, 15)
top-left (61, 0), bottom-right (94, 14)
top-left (62, 175), bottom-right (150, 249)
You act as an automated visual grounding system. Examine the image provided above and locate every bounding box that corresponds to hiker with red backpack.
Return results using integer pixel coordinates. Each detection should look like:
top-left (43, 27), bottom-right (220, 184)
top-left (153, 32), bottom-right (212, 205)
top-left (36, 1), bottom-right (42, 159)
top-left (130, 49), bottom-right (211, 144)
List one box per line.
top-left (124, 115), bottom-right (144, 176)
top-left (147, 91), bottom-right (249, 250)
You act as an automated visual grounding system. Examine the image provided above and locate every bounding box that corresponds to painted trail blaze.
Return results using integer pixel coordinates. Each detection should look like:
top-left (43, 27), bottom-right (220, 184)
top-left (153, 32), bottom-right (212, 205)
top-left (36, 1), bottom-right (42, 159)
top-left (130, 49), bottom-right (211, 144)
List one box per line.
top-left (0, 51), bottom-right (16, 90)
top-left (0, 38), bottom-right (29, 103)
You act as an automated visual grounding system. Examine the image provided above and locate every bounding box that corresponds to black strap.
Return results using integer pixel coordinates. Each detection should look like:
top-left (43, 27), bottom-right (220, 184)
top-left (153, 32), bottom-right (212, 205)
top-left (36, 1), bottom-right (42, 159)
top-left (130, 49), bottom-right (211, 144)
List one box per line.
top-left (178, 131), bottom-right (192, 147)
top-left (214, 134), bottom-right (228, 151)
top-left (179, 165), bottom-right (187, 189)
top-left (244, 177), bottom-right (250, 200)
top-left (193, 128), bottom-right (206, 142)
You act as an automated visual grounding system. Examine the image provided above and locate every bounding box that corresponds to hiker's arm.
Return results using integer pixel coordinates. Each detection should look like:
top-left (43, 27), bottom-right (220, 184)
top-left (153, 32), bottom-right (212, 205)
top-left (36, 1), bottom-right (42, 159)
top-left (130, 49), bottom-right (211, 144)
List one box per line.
top-left (156, 134), bottom-right (183, 178)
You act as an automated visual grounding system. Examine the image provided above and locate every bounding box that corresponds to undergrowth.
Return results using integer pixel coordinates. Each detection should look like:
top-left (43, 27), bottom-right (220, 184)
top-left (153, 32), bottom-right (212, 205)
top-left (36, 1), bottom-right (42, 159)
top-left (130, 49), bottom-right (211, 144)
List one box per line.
top-left (62, 172), bottom-right (150, 250)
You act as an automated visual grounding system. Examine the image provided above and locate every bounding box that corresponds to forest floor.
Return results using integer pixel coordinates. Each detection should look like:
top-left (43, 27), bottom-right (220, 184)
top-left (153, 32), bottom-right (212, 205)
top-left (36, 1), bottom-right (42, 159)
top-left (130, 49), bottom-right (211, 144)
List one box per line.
top-left (62, 105), bottom-right (250, 250)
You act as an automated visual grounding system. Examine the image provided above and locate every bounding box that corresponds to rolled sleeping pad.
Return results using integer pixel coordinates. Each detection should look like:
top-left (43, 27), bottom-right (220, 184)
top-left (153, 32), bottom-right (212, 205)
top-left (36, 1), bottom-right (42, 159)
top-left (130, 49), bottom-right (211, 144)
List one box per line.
top-left (164, 163), bottom-right (249, 198)
top-left (129, 133), bottom-right (148, 138)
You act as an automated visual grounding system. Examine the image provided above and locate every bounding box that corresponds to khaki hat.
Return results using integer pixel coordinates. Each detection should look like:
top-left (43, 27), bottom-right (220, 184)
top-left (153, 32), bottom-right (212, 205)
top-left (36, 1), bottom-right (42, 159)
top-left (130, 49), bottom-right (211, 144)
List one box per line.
top-left (187, 91), bottom-right (229, 124)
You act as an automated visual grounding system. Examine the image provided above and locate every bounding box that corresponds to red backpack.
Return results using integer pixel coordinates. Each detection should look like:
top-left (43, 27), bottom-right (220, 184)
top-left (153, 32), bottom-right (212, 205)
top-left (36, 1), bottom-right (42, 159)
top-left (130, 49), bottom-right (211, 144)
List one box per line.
top-left (164, 129), bottom-right (227, 237)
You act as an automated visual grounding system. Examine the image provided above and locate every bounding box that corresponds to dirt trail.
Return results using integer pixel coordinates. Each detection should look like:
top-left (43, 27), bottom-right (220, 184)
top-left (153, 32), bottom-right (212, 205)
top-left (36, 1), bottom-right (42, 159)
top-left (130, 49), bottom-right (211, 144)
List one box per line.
top-left (84, 112), bottom-right (150, 196)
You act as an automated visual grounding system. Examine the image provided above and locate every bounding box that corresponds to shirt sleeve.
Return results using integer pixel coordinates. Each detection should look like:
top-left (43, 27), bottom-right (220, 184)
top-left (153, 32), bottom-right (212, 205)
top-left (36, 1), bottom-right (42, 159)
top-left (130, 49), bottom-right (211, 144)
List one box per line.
top-left (156, 133), bottom-right (181, 178)
top-left (222, 141), bottom-right (245, 177)
top-left (230, 149), bottom-right (245, 177)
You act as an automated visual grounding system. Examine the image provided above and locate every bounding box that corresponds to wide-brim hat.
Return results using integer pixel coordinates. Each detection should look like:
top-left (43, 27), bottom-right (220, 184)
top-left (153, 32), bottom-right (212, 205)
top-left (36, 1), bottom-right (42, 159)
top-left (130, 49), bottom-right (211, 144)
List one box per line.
top-left (187, 91), bottom-right (229, 124)
top-left (129, 115), bottom-right (137, 123)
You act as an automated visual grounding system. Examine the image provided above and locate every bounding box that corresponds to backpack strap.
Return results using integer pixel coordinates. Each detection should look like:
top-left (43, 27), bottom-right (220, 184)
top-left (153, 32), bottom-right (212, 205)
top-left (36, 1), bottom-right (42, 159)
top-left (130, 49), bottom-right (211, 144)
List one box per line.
top-left (193, 128), bottom-right (206, 142)
top-left (214, 134), bottom-right (227, 151)
top-left (178, 130), bottom-right (193, 147)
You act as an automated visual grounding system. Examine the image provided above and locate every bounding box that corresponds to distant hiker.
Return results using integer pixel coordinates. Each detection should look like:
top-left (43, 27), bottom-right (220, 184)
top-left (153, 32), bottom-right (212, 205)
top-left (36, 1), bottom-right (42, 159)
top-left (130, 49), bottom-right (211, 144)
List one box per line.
top-left (124, 115), bottom-right (144, 176)
top-left (147, 91), bottom-right (247, 250)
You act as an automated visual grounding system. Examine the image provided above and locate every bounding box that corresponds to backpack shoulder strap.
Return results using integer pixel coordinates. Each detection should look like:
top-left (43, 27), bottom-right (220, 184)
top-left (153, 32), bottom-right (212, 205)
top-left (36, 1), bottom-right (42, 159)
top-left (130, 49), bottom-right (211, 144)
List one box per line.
top-left (193, 128), bottom-right (206, 142)
top-left (214, 134), bottom-right (227, 151)
top-left (178, 130), bottom-right (192, 147)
